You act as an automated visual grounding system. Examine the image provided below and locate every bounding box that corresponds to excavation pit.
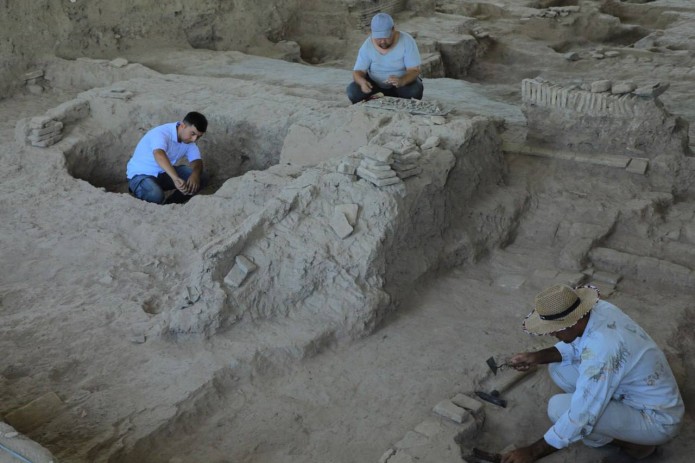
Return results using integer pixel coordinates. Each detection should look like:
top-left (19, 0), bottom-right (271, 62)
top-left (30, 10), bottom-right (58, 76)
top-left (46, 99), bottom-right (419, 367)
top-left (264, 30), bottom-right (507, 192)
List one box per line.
top-left (62, 101), bottom-right (284, 196)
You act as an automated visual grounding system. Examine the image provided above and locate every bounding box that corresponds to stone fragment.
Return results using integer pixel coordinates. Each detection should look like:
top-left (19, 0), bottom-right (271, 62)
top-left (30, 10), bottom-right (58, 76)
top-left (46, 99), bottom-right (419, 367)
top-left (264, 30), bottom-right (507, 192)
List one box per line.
top-left (389, 452), bottom-right (415, 463)
top-left (395, 166), bottom-right (423, 179)
top-left (335, 204), bottom-right (359, 226)
top-left (611, 82), bottom-right (636, 94)
top-left (235, 255), bottom-right (258, 275)
top-left (356, 167), bottom-right (402, 187)
top-left (604, 51), bottom-right (620, 58)
top-left (27, 84), bottom-right (44, 95)
top-left (593, 281), bottom-right (615, 298)
top-left (337, 162), bottom-right (357, 175)
top-left (634, 82), bottom-right (669, 98)
top-left (555, 271), bottom-right (586, 287)
top-left (590, 52), bottom-right (605, 59)
top-left (431, 116), bottom-right (446, 125)
top-left (5, 392), bottom-right (64, 433)
top-left (32, 134), bottom-right (62, 147)
top-left (592, 270), bottom-right (622, 286)
top-left (451, 393), bottom-right (485, 415)
top-left (383, 139), bottom-right (417, 155)
top-left (393, 150), bottom-right (421, 163)
top-left (378, 448), bottom-right (395, 463)
top-left (564, 52), bottom-right (580, 61)
top-left (626, 158), bottom-right (649, 175)
top-left (432, 400), bottom-right (468, 424)
top-left (99, 89), bottom-right (134, 100)
top-left (329, 210), bottom-right (353, 239)
top-left (4, 431), bottom-right (19, 438)
top-left (494, 274), bottom-right (526, 289)
top-left (130, 334), bottom-right (146, 344)
top-left (24, 69), bottom-right (44, 80)
top-left (591, 80), bottom-right (612, 93)
top-left (361, 158), bottom-right (393, 171)
top-left (357, 166), bottom-right (396, 179)
top-left (358, 145), bottom-right (393, 163)
top-left (29, 116), bottom-right (53, 129)
top-left (46, 99), bottom-right (90, 122)
top-left (414, 418), bottom-right (444, 438)
top-left (421, 136), bottom-right (440, 150)
top-left (110, 57), bottom-right (129, 68)
top-left (224, 255), bottom-right (257, 288)
top-left (29, 129), bottom-right (61, 143)
top-left (394, 430), bottom-right (429, 450)
top-left (32, 121), bottom-right (63, 136)
top-left (392, 161), bottom-right (418, 171)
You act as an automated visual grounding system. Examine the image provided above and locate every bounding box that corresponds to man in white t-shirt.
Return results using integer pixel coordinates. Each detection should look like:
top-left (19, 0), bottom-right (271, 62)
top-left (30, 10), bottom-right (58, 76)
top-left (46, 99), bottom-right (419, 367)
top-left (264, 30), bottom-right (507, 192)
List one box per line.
top-left (346, 13), bottom-right (423, 104)
top-left (126, 112), bottom-right (207, 204)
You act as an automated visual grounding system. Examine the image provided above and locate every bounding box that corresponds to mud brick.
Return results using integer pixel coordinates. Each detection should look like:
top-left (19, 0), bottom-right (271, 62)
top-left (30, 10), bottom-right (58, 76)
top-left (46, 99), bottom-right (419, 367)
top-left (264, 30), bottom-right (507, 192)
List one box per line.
top-left (432, 399), bottom-right (468, 424)
top-left (358, 145), bottom-right (393, 163)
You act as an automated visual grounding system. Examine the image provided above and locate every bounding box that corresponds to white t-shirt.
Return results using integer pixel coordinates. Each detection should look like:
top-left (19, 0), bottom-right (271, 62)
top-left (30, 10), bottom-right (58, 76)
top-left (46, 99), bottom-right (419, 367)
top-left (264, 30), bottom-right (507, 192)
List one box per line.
top-left (126, 122), bottom-right (201, 179)
top-left (353, 31), bottom-right (421, 89)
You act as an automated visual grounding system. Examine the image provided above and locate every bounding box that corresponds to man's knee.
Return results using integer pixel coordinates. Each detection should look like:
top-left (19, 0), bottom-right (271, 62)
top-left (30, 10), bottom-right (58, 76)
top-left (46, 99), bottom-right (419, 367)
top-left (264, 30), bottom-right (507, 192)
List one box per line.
top-left (130, 176), bottom-right (165, 204)
top-left (347, 82), bottom-right (368, 104)
top-left (548, 393), bottom-right (572, 423)
top-left (549, 362), bottom-right (579, 393)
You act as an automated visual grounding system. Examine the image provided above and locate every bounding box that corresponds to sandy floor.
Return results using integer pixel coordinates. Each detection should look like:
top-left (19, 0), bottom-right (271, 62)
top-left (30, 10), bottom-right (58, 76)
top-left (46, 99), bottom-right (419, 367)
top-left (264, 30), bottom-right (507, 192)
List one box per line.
top-left (2, 2), bottom-right (695, 462)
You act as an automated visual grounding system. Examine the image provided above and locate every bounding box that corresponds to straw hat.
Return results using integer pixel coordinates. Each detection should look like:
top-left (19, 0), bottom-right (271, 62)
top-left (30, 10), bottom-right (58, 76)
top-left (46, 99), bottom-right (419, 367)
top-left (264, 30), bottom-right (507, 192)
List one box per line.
top-left (523, 284), bottom-right (599, 335)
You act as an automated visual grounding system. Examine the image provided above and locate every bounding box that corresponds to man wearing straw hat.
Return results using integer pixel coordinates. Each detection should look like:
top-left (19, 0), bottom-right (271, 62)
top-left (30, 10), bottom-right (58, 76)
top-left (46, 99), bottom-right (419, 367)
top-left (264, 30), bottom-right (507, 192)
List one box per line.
top-left (501, 284), bottom-right (683, 463)
top-left (346, 12), bottom-right (423, 104)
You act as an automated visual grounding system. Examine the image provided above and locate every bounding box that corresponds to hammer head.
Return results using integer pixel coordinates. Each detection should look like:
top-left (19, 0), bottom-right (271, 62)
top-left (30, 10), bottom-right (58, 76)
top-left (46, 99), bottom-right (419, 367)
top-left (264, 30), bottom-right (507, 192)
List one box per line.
top-left (486, 356), bottom-right (499, 375)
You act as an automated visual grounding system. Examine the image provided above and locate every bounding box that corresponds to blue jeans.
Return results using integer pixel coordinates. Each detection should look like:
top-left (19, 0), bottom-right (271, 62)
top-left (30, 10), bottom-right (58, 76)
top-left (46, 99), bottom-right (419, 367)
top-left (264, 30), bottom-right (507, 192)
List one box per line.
top-left (346, 76), bottom-right (424, 104)
top-left (128, 165), bottom-right (200, 205)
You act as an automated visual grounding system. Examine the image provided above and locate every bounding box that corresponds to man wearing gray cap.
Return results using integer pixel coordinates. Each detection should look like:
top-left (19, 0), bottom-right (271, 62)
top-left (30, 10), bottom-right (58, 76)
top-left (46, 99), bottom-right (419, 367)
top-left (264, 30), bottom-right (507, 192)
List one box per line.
top-left (346, 12), bottom-right (423, 104)
top-left (500, 284), bottom-right (683, 463)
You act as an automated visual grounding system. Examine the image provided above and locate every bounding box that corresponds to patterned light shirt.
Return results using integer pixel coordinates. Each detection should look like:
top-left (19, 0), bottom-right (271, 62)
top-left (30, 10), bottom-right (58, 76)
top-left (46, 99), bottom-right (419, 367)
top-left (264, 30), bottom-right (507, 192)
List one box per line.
top-left (544, 300), bottom-right (684, 449)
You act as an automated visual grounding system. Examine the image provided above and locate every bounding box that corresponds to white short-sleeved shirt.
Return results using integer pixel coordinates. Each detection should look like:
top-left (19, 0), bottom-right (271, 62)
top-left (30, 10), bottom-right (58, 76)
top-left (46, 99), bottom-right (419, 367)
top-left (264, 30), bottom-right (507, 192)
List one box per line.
top-left (126, 122), bottom-right (201, 179)
top-left (544, 301), bottom-right (684, 449)
top-left (353, 31), bottom-right (421, 89)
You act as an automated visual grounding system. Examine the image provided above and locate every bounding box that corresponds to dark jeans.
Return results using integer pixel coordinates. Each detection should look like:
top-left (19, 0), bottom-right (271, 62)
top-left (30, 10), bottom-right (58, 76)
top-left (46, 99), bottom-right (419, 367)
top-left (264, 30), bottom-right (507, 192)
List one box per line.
top-left (128, 165), bottom-right (202, 205)
top-left (346, 76), bottom-right (424, 104)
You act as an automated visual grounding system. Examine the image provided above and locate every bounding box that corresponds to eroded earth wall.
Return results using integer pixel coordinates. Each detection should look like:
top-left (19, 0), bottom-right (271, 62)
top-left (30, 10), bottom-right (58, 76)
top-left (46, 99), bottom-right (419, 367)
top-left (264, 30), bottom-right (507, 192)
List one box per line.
top-left (0, 0), bottom-right (304, 97)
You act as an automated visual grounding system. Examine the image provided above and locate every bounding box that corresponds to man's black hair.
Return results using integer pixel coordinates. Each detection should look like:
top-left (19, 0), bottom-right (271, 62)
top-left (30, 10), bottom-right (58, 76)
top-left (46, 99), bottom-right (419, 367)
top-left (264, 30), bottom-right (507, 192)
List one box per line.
top-left (183, 111), bottom-right (208, 133)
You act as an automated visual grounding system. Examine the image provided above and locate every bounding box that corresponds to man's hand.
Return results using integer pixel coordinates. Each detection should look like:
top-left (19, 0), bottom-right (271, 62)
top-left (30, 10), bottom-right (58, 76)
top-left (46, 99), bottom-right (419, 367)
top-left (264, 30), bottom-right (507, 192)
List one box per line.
top-left (501, 439), bottom-right (558, 463)
top-left (182, 172), bottom-right (201, 195)
top-left (360, 80), bottom-right (373, 93)
top-left (509, 347), bottom-right (562, 371)
top-left (385, 75), bottom-right (401, 87)
top-left (173, 176), bottom-right (187, 193)
top-left (501, 446), bottom-right (538, 463)
top-left (509, 352), bottom-right (537, 371)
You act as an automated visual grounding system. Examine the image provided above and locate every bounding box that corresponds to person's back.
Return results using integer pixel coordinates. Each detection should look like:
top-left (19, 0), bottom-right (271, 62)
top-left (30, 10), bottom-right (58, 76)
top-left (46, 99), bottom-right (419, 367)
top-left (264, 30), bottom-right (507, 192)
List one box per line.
top-left (572, 301), bottom-right (683, 422)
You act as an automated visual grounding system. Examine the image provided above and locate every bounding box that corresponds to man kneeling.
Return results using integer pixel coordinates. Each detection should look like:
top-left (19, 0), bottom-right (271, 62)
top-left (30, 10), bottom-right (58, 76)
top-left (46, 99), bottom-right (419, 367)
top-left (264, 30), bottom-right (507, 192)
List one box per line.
top-left (502, 284), bottom-right (683, 463)
top-left (126, 111), bottom-right (207, 204)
